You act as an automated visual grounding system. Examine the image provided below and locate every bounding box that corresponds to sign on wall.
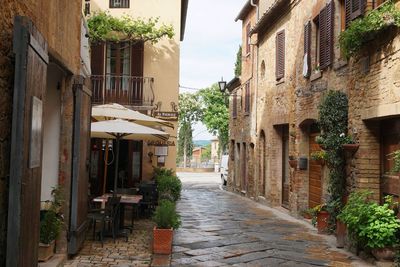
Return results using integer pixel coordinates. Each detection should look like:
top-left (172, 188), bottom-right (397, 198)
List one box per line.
top-left (154, 111), bottom-right (178, 121)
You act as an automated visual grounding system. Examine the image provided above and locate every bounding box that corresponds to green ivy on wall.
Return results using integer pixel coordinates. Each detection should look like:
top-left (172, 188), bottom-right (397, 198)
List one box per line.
top-left (339, 0), bottom-right (400, 58)
top-left (316, 90), bottom-right (350, 231)
top-left (87, 11), bottom-right (174, 43)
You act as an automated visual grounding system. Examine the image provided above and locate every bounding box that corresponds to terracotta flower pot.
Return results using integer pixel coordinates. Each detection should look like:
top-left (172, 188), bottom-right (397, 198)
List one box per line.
top-left (316, 159), bottom-right (325, 166)
top-left (342, 144), bottom-right (359, 153)
top-left (316, 211), bottom-right (330, 234)
top-left (288, 160), bottom-right (298, 169)
top-left (371, 247), bottom-right (395, 261)
top-left (38, 240), bottom-right (55, 262)
top-left (336, 220), bottom-right (346, 248)
top-left (153, 227), bottom-right (173, 254)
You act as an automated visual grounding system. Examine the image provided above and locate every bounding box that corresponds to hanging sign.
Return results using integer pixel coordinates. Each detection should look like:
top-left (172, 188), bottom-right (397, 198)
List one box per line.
top-left (154, 111), bottom-right (178, 121)
top-left (147, 140), bottom-right (175, 146)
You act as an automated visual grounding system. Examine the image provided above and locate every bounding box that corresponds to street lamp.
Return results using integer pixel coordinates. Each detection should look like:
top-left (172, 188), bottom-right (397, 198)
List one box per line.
top-left (218, 77), bottom-right (227, 93)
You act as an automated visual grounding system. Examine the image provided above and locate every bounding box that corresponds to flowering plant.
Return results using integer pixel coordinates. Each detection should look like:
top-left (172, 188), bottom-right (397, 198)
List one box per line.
top-left (339, 133), bottom-right (355, 144)
top-left (310, 150), bottom-right (327, 161)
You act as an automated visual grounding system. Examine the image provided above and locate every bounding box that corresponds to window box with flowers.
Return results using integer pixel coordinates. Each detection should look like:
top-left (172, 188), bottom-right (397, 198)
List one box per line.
top-left (340, 133), bottom-right (359, 153)
top-left (310, 150), bottom-right (327, 166)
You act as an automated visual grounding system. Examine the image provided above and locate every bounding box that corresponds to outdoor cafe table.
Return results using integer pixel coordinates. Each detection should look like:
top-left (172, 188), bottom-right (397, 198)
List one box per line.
top-left (93, 193), bottom-right (143, 230)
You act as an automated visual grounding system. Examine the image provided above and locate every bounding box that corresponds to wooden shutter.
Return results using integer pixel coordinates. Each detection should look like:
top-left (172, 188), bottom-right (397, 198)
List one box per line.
top-left (90, 43), bottom-right (104, 75)
top-left (319, 1), bottom-right (334, 70)
top-left (275, 30), bottom-right (285, 80)
top-left (345, 0), bottom-right (365, 27)
top-left (131, 41), bottom-right (144, 77)
top-left (304, 21), bottom-right (311, 77)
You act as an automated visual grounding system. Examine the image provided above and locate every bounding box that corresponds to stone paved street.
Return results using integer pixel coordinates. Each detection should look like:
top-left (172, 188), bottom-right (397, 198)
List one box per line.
top-left (172, 172), bottom-right (372, 267)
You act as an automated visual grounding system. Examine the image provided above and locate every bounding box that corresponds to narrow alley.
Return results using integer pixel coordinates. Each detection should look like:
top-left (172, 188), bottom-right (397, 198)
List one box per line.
top-left (172, 173), bottom-right (371, 267)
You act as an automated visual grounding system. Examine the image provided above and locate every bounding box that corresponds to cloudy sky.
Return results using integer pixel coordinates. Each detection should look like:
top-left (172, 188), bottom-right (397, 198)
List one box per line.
top-left (180, 0), bottom-right (244, 140)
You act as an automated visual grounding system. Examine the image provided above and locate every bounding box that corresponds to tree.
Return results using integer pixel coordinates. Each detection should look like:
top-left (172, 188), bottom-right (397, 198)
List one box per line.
top-left (201, 144), bottom-right (211, 162)
top-left (198, 84), bottom-right (229, 155)
top-left (178, 93), bottom-right (200, 167)
top-left (234, 45), bottom-right (242, 77)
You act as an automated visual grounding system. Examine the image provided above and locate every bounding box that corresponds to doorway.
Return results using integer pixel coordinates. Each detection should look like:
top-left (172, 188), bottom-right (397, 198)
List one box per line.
top-left (281, 125), bottom-right (289, 207)
top-left (309, 124), bottom-right (323, 208)
top-left (259, 131), bottom-right (266, 196)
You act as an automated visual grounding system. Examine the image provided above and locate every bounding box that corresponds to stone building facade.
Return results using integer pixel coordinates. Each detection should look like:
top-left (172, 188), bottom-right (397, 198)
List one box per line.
top-left (229, 0), bottom-right (400, 216)
top-left (0, 1), bottom-right (91, 265)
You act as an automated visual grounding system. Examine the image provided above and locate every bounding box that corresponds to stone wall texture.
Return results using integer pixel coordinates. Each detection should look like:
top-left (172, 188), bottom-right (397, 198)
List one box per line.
top-left (0, 0), bottom-right (82, 264)
top-left (229, 0), bottom-right (400, 215)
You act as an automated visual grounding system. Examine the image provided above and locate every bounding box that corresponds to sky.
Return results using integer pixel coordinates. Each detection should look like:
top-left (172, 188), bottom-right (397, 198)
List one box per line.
top-left (180, 0), bottom-right (244, 140)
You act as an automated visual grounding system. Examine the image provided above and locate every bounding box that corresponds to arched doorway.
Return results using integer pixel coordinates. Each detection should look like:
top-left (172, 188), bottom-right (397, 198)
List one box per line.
top-left (309, 123), bottom-right (323, 208)
top-left (259, 131), bottom-right (266, 196)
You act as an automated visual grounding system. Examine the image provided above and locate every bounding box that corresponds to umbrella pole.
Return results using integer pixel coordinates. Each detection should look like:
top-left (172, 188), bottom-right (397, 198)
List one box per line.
top-left (114, 135), bottom-right (121, 196)
top-left (102, 140), bottom-right (109, 195)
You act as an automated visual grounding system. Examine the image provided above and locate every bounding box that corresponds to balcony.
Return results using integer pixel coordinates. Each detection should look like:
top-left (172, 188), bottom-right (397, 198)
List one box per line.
top-left (91, 75), bottom-right (155, 109)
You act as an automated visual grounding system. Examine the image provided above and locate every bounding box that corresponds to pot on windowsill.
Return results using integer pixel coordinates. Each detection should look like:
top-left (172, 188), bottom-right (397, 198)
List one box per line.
top-left (38, 240), bottom-right (55, 262)
top-left (371, 247), bottom-right (395, 261)
top-left (342, 143), bottom-right (359, 153)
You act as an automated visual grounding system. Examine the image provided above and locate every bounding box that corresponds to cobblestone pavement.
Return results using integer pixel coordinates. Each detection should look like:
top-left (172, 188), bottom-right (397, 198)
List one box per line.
top-left (172, 172), bottom-right (372, 267)
top-left (63, 219), bottom-right (153, 267)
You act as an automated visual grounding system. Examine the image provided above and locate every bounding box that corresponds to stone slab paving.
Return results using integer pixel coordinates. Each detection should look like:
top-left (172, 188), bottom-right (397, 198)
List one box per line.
top-left (63, 219), bottom-right (153, 267)
top-left (172, 172), bottom-right (374, 267)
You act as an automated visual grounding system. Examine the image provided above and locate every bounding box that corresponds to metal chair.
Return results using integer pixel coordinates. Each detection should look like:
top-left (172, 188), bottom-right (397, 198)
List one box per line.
top-left (138, 183), bottom-right (157, 217)
top-left (87, 196), bottom-right (121, 246)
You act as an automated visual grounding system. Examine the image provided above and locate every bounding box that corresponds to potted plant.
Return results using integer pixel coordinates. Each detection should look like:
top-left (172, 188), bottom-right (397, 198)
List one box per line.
top-left (288, 156), bottom-right (298, 169)
top-left (152, 200), bottom-right (181, 254)
top-left (338, 191), bottom-right (400, 261)
top-left (340, 133), bottom-right (359, 152)
top-left (38, 186), bottom-right (64, 262)
top-left (310, 204), bottom-right (330, 234)
top-left (310, 150), bottom-right (327, 166)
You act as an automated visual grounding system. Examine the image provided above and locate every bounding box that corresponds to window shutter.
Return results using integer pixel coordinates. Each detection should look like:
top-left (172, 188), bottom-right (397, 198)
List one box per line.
top-left (275, 30), bottom-right (285, 80)
top-left (91, 43), bottom-right (105, 75)
top-left (345, 0), bottom-right (365, 27)
top-left (304, 21), bottom-right (311, 77)
top-left (131, 41), bottom-right (144, 77)
top-left (319, 7), bottom-right (327, 69)
top-left (325, 0), bottom-right (334, 68)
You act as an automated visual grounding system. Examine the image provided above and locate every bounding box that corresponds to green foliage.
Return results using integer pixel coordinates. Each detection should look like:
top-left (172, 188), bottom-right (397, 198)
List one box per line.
top-left (338, 191), bottom-right (400, 249)
top-left (156, 174), bottom-right (182, 202)
top-left (153, 167), bottom-right (174, 179)
top-left (198, 84), bottom-right (229, 153)
top-left (178, 122), bottom-right (194, 161)
top-left (153, 200), bottom-right (181, 229)
top-left (317, 90), bottom-right (350, 229)
top-left (390, 150), bottom-right (400, 173)
top-left (87, 11), bottom-right (174, 43)
top-left (40, 186), bottom-right (64, 244)
top-left (234, 45), bottom-right (242, 77)
top-left (310, 150), bottom-right (327, 161)
top-left (201, 144), bottom-right (211, 162)
top-left (339, 1), bottom-right (400, 58)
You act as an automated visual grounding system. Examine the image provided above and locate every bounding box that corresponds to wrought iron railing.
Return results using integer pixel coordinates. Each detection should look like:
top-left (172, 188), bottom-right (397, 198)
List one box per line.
top-left (91, 75), bottom-right (155, 108)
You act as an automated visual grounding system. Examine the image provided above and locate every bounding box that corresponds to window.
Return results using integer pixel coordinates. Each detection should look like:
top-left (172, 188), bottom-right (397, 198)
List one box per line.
top-left (246, 23), bottom-right (251, 54)
top-left (244, 82), bottom-right (250, 114)
top-left (109, 0), bottom-right (130, 8)
top-left (343, 0), bottom-right (365, 28)
top-left (84, 0), bottom-right (90, 16)
top-left (318, 1), bottom-right (334, 70)
top-left (304, 21), bottom-right (312, 77)
top-left (106, 42), bottom-right (131, 90)
top-left (275, 30), bottom-right (285, 80)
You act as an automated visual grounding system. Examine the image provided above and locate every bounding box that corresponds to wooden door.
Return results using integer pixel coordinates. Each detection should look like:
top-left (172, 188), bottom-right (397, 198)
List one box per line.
top-left (68, 81), bottom-right (91, 254)
top-left (7, 17), bottom-right (48, 266)
top-left (309, 132), bottom-right (323, 208)
top-left (282, 126), bottom-right (289, 207)
top-left (381, 118), bottom-right (400, 201)
top-left (242, 143), bottom-right (247, 191)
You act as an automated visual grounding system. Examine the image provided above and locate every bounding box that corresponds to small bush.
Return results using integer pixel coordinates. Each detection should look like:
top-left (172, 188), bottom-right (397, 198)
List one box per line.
top-left (153, 200), bottom-right (181, 229)
top-left (153, 167), bottom-right (174, 181)
top-left (157, 175), bottom-right (182, 202)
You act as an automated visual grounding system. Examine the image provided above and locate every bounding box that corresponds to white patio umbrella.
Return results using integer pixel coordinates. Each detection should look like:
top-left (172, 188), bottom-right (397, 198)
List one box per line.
top-left (92, 103), bottom-right (174, 128)
top-left (91, 119), bottom-right (169, 195)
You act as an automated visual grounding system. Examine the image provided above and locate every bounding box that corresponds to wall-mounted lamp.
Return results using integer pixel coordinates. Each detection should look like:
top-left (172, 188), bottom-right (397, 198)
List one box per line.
top-left (148, 151), bottom-right (154, 163)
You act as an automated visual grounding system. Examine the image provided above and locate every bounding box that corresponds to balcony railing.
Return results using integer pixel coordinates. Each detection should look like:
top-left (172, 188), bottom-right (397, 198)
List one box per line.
top-left (91, 75), bottom-right (155, 108)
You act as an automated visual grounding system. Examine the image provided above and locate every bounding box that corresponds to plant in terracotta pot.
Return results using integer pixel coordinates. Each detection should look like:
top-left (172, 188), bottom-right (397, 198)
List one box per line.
top-left (310, 204), bottom-right (330, 234)
top-left (152, 200), bottom-right (181, 254)
top-left (310, 150), bottom-right (327, 166)
top-left (338, 191), bottom-right (400, 261)
top-left (288, 156), bottom-right (298, 169)
top-left (38, 186), bottom-right (64, 262)
top-left (339, 133), bottom-right (359, 152)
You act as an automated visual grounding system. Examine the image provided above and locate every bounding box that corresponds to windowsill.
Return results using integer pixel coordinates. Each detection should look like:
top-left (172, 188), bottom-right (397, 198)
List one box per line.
top-left (310, 71), bottom-right (322, 81)
top-left (232, 116), bottom-right (237, 119)
top-left (244, 112), bottom-right (250, 116)
top-left (333, 59), bottom-right (348, 71)
top-left (245, 52), bottom-right (251, 58)
top-left (276, 79), bottom-right (285, 85)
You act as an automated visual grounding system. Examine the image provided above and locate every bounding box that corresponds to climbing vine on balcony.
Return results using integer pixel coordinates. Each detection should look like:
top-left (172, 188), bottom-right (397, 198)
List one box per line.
top-left (316, 90), bottom-right (350, 230)
top-left (339, 1), bottom-right (400, 58)
top-left (87, 11), bottom-right (174, 43)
